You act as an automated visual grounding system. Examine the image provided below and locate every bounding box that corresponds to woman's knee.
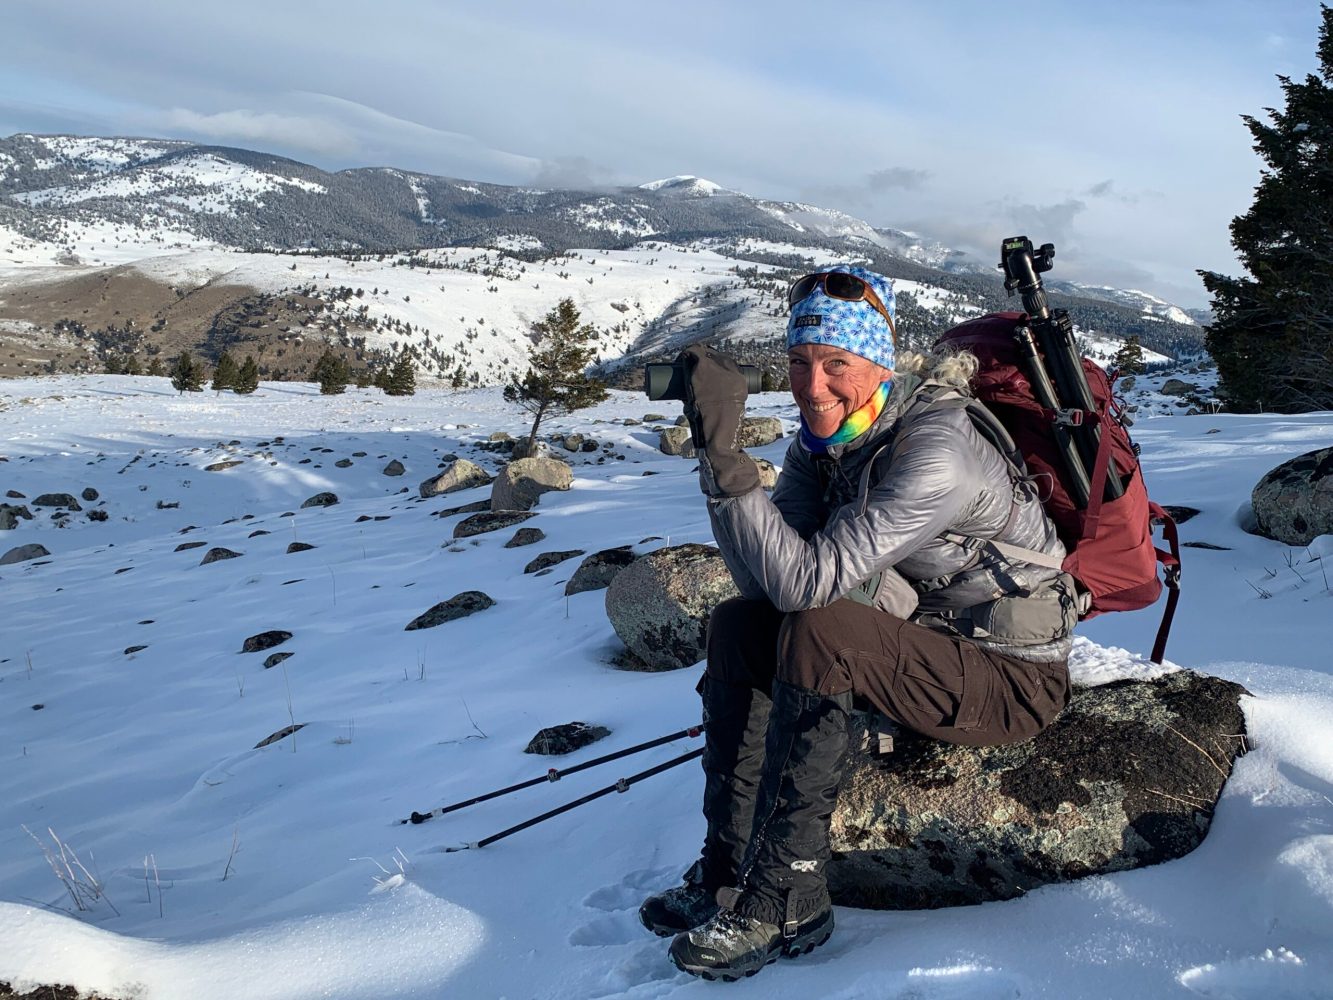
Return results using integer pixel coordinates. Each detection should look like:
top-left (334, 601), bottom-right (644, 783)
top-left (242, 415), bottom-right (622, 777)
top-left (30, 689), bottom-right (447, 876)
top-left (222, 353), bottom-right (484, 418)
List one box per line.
top-left (705, 598), bottom-right (783, 686)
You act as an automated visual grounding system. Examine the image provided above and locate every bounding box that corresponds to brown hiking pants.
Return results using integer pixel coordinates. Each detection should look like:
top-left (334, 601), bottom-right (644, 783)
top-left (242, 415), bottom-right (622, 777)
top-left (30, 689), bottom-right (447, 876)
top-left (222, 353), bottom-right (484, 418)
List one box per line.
top-left (706, 597), bottom-right (1071, 747)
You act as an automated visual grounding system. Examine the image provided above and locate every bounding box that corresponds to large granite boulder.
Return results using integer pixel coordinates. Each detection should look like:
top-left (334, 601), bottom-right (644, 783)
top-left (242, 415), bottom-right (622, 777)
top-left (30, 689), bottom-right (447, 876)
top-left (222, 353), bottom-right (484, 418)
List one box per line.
top-left (420, 459), bottom-right (490, 498)
top-left (1250, 447), bottom-right (1333, 545)
top-left (658, 427), bottom-right (696, 458)
top-left (1159, 378), bottom-right (1197, 396)
top-left (0, 504), bottom-right (33, 530)
top-left (0, 543), bottom-right (50, 565)
top-left (491, 457), bottom-right (572, 512)
top-left (738, 416), bottom-right (784, 449)
top-left (827, 670), bottom-right (1248, 909)
top-left (605, 543), bottom-right (740, 670)
top-left (32, 492), bottom-right (81, 510)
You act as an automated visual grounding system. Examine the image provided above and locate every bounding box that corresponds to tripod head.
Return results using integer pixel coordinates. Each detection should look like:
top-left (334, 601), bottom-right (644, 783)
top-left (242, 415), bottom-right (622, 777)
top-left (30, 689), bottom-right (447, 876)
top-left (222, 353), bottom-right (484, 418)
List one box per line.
top-left (999, 236), bottom-right (1056, 320)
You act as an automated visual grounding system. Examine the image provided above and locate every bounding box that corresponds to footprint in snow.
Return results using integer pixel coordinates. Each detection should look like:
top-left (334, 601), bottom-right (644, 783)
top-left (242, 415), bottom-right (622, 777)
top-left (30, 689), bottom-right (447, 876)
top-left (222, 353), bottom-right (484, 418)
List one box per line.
top-left (1179, 947), bottom-right (1332, 998)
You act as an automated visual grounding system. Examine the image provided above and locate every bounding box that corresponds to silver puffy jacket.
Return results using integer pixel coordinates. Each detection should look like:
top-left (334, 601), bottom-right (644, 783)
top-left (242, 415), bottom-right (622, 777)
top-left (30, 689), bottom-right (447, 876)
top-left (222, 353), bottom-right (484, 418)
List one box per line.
top-left (708, 374), bottom-right (1076, 663)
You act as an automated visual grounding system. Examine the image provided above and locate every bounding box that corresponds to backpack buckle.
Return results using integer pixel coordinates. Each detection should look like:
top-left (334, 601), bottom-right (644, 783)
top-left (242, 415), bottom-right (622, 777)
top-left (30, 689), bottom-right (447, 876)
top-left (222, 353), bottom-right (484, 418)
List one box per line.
top-left (1053, 408), bottom-right (1086, 427)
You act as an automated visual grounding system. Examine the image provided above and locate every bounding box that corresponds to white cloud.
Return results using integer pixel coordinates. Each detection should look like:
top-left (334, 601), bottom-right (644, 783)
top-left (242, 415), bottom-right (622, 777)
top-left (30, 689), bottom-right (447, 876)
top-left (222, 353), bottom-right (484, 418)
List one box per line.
top-left (159, 108), bottom-right (358, 157)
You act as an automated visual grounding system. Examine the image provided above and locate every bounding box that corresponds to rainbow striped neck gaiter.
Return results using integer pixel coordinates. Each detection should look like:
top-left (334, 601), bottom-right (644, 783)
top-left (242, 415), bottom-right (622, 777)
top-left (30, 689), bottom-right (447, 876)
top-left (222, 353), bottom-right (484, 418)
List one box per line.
top-left (799, 380), bottom-right (893, 454)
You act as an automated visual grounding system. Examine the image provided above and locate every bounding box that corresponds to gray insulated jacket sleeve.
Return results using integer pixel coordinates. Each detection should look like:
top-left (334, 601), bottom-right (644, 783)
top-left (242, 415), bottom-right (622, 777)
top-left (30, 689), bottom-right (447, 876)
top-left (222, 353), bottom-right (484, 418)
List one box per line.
top-left (707, 413), bottom-right (977, 615)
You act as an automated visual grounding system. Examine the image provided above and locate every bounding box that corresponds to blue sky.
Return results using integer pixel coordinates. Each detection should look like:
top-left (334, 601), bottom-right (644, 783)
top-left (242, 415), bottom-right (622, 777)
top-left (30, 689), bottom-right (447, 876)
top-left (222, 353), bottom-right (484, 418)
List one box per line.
top-left (3, 0), bottom-right (1326, 307)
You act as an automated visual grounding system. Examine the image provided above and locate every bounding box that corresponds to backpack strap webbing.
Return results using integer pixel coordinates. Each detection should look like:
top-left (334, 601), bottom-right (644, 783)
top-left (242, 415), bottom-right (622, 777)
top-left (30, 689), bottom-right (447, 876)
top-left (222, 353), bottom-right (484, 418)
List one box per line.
top-left (1148, 501), bottom-right (1182, 664)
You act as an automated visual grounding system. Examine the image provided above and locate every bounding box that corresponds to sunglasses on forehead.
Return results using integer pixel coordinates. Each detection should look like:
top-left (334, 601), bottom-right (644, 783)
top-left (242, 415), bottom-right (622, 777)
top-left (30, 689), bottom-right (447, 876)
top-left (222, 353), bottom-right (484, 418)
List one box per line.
top-left (787, 272), bottom-right (897, 349)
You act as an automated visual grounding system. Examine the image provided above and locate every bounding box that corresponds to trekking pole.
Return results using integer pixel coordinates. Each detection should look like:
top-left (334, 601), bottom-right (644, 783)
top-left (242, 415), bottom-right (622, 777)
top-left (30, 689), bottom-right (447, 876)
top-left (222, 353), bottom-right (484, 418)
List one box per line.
top-left (440, 747), bottom-right (704, 853)
top-left (400, 724), bottom-right (704, 825)
top-left (1000, 236), bottom-right (1124, 504)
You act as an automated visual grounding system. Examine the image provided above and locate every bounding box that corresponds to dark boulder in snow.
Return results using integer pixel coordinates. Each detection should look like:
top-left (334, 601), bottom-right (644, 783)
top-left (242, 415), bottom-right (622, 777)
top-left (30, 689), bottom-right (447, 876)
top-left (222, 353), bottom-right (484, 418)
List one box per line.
top-left (287, 542), bottom-right (316, 554)
top-left (242, 630), bottom-right (293, 653)
top-left (300, 492), bottom-right (339, 509)
top-left (383, 459), bottom-right (406, 477)
top-left (523, 549), bottom-right (585, 574)
top-left (827, 670), bottom-right (1248, 910)
top-left (454, 511), bottom-right (535, 538)
top-left (264, 651), bottom-right (295, 669)
top-left (1160, 378), bottom-right (1198, 396)
top-left (405, 591), bottom-right (495, 630)
top-left (254, 724), bottom-right (305, 749)
top-left (605, 543), bottom-right (740, 671)
top-left (33, 493), bottom-right (81, 510)
top-left (0, 504), bottom-right (33, 530)
top-left (524, 722), bottom-right (612, 755)
top-left (174, 541), bottom-right (206, 552)
top-left (435, 499), bottom-right (491, 519)
top-left (504, 526), bottom-right (546, 548)
top-left (564, 546), bottom-right (636, 596)
top-left (81, 487), bottom-right (99, 501)
top-left (200, 547), bottom-right (243, 565)
top-left (1249, 446), bottom-right (1333, 545)
top-left (1, 543), bottom-right (50, 565)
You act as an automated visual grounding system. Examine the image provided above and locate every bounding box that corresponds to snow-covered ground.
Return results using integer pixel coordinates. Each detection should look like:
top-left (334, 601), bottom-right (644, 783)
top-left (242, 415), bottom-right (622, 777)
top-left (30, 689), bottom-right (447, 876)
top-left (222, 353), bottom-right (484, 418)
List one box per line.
top-left (1, 374), bottom-right (1331, 999)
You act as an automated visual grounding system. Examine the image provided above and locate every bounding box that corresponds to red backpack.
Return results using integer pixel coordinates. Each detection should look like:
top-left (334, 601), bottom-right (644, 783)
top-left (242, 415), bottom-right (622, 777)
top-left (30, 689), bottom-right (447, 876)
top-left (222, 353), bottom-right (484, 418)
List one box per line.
top-left (936, 311), bottom-right (1181, 662)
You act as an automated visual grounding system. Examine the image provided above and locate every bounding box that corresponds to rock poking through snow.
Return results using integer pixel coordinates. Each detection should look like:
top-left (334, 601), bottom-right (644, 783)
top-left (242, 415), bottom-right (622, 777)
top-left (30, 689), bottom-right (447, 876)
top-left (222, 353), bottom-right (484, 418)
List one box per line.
top-left (404, 591), bottom-right (496, 630)
top-left (524, 722), bottom-right (612, 755)
top-left (420, 459), bottom-right (490, 498)
top-left (1249, 446), bottom-right (1333, 545)
top-left (564, 546), bottom-right (636, 596)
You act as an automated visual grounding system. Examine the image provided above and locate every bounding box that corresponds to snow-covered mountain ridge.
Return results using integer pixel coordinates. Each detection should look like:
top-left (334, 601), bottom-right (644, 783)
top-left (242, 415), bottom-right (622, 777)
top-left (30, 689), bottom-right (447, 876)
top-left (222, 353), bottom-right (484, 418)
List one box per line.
top-left (0, 133), bottom-right (1206, 383)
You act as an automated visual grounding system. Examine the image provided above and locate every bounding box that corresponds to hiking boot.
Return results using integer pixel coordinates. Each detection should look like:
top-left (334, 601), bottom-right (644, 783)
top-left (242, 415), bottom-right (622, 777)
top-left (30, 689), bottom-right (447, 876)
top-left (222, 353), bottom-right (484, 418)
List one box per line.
top-left (638, 879), bottom-right (719, 937)
top-left (668, 903), bottom-right (834, 981)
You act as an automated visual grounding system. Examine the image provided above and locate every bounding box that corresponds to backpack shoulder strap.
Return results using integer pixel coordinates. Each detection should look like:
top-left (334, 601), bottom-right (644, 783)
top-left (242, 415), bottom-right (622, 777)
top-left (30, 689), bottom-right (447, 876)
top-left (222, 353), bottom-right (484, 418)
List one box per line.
top-left (924, 394), bottom-right (1069, 573)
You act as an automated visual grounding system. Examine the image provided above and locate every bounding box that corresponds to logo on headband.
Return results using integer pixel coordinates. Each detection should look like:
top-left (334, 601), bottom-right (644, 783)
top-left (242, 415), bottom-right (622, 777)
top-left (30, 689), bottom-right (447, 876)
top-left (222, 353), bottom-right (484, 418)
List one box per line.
top-left (793, 315), bottom-right (822, 328)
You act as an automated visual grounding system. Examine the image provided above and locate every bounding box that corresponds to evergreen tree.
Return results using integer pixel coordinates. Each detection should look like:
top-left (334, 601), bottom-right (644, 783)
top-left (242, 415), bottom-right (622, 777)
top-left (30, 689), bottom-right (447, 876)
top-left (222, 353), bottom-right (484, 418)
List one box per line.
top-left (1111, 335), bottom-right (1146, 376)
top-left (352, 368), bottom-right (373, 389)
top-left (233, 355), bottom-right (260, 395)
top-left (146, 356), bottom-right (167, 377)
top-left (504, 298), bottom-right (609, 455)
top-left (312, 348), bottom-right (349, 395)
top-left (125, 355), bottom-right (142, 376)
top-left (170, 352), bottom-right (205, 394)
top-left (212, 351), bottom-right (239, 392)
top-left (384, 350), bottom-right (417, 397)
top-left (1199, 6), bottom-right (1333, 412)
top-left (373, 364), bottom-right (393, 392)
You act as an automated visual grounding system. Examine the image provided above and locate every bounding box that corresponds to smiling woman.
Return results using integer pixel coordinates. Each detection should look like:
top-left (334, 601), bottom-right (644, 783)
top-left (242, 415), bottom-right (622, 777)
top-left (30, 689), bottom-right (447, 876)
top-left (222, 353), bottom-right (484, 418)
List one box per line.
top-left (648, 263), bottom-right (1079, 981)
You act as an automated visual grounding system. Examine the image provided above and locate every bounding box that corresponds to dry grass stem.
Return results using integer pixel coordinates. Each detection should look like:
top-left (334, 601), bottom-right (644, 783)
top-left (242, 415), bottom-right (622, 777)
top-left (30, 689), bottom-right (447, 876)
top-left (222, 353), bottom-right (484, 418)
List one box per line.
top-left (1166, 726), bottom-right (1230, 779)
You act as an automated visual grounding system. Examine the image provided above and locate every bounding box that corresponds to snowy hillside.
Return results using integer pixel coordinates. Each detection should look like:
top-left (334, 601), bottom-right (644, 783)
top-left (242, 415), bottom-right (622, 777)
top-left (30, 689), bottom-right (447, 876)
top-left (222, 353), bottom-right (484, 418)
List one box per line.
top-left (1, 374), bottom-right (1332, 999)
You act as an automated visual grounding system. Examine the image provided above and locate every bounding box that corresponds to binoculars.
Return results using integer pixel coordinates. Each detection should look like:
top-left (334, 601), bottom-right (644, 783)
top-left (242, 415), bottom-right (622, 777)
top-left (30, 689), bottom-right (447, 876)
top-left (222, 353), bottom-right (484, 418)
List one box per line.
top-left (643, 360), bottom-right (762, 401)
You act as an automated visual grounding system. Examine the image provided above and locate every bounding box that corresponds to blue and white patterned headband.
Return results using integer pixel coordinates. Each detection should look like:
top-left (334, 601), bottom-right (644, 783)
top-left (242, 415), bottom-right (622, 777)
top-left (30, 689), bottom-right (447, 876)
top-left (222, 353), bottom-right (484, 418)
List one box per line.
top-left (785, 265), bottom-right (897, 372)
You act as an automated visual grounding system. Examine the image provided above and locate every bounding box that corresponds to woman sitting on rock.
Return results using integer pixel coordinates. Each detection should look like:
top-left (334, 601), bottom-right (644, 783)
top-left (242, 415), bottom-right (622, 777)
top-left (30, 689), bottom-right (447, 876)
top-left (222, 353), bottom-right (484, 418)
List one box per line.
top-left (641, 265), bottom-right (1077, 980)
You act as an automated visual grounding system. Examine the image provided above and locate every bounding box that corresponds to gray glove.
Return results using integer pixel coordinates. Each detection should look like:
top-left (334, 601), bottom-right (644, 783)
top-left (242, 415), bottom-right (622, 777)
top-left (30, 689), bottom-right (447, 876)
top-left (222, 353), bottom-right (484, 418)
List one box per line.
top-left (680, 344), bottom-right (760, 498)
